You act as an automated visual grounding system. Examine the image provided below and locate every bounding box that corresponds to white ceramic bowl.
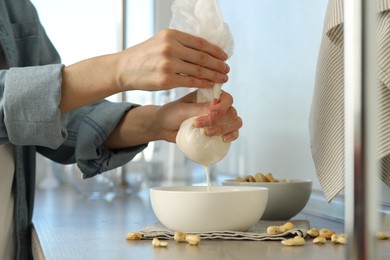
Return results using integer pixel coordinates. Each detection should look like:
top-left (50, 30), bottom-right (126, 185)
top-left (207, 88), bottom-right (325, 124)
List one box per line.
top-left (150, 186), bottom-right (268, 232)
top-left (222, 179), bottom-right (312, 221)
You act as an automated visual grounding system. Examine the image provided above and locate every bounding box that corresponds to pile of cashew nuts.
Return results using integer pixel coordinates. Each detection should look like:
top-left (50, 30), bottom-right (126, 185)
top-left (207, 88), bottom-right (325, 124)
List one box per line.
top-left (235, 172), bottom-right (287, 183)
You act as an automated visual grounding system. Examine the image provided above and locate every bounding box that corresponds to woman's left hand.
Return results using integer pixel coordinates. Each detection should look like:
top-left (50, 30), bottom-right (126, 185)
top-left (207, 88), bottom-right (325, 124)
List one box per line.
top-left (155, 90), bottom-right (243, 143)
top-left (104, 90), bottom-right (242, 149)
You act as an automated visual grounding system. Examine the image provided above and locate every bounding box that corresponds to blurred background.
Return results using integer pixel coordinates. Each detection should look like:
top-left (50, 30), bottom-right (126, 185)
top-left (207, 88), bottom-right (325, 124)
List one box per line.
top-left (31, 0), bottom-right (389, 223)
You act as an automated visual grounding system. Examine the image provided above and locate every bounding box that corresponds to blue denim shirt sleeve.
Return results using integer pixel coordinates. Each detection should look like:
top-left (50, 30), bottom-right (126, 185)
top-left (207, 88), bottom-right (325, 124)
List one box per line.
top-left (3, 64), bottom-right (67, 147)
top-left (1, 63), bottom-right (147, 176)
top-left (73, 100), bottom-right (148, 178)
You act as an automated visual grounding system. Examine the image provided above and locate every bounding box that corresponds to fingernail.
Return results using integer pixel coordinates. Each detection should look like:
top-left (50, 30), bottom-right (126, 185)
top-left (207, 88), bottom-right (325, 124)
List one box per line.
top-left (205, 127), bottom-right (216, 136)
top-left (222, 51), bottom-right (228, 60)
top-left (224, 64), bottom-right (230, 73)
top-left (223, 134), bottom-right (233, 142)
top-left (221, 74), bottom-right (228, 82)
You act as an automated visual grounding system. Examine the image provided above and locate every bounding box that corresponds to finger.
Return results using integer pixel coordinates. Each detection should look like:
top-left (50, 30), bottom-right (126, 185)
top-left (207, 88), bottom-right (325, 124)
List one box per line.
top-left (208, 91), bottom-right (234, 117)
top-left (222, 130), bottom-right (239, 142)
top-left (176, 46), bottom-right (230, 74)
top-left (210, 106), bottom-right (238, 126)
top-left (174, 30), bottom-right (228, 60)
top-left (175, 102), bottom-right (210, 123)
top-left (194, 105), bottom-right (238, 127)
top-left (204, 116), bottom-right (242, 137)
top-left (174, 59), bottom-right (229, 84)
top-left (158, 73), bottom-right (216, 89)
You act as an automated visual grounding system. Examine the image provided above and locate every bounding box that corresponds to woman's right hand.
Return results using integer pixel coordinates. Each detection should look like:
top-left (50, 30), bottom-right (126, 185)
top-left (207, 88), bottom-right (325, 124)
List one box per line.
top-left (60, 29), bottom-right (230, 113)
top-left (115, 29), bottom-right (230, 92)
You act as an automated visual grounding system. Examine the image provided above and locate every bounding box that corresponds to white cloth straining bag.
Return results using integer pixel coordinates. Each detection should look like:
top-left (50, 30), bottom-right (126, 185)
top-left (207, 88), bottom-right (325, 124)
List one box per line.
top-left (170, 0), bottom-right (234, 166)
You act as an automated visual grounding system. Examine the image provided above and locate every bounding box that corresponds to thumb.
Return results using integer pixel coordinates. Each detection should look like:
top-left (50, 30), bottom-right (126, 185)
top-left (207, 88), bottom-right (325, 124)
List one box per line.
top-left (178, 102), bottom-right (209, 124)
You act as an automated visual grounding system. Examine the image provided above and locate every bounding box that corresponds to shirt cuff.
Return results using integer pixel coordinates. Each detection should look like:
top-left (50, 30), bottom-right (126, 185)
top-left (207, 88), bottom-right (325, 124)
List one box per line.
top-left (4, 64), bottom-right (67, 148)
top-left (74, 101), bottom-right (148, 177)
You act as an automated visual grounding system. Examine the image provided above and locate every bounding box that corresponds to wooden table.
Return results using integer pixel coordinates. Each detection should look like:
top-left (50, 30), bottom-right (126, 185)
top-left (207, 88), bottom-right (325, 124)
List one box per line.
top-left (32, 186), bottom-right (390, 260)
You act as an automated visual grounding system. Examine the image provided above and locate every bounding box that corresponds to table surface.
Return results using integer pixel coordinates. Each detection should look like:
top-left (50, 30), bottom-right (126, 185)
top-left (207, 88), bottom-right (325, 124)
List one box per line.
top-left (32, 185), bottom-right (390, 260)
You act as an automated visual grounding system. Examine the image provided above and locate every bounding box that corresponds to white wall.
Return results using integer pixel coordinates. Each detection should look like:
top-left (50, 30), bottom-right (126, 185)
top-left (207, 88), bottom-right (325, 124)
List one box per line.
top-left (212, 0), bottom-right (328, 191)
top-left (31, 0), bottom-right (121, 65)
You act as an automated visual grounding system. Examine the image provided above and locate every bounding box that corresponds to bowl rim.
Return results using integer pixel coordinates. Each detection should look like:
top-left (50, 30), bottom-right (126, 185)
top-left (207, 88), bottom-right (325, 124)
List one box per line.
top-left (222, 179), bottom-right (313, 185)
top-left (150, 185), bottom-right (268, 194)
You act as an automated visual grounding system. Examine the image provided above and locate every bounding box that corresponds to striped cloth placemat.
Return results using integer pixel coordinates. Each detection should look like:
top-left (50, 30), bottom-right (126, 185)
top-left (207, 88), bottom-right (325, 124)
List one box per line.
top-left (138, 220), bottom-right (309, 241)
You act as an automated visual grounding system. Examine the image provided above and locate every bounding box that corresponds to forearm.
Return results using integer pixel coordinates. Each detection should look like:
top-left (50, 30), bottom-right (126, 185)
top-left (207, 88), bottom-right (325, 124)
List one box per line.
top-left (103, 105), bottom-right (165, 149)
top-left (60, 53), bottom-right (120, 113)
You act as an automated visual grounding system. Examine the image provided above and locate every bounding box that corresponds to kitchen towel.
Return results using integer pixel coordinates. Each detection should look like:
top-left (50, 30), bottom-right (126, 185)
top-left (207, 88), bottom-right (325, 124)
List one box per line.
top-left (309, 0), bottom-right (390, 202)
top-left (138, 220), bottom-right (309, 241)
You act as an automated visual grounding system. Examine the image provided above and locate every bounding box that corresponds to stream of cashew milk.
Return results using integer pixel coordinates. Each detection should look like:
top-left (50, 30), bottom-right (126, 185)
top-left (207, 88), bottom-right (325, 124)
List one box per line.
top-left (205, 165), bottom-right (210, 191)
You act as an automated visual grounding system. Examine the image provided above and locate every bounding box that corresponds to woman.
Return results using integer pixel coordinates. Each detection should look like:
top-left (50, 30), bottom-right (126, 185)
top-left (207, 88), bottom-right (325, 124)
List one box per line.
top-left (0, 0), bottom-right (242, 259)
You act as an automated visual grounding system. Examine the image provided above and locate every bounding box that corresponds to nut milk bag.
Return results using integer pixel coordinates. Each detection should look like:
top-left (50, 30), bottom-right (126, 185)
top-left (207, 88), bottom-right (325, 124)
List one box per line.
top-left (171, 0), bottom-right (234, 166)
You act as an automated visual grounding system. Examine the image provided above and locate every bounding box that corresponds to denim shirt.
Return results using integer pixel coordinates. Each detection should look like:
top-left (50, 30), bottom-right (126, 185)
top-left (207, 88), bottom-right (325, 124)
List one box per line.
top-left (0, 0), bottom-right (147, 258)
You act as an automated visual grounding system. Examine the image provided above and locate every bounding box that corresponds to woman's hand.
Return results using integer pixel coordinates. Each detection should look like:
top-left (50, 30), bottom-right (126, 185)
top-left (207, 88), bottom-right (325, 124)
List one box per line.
top-left (60, 29), bottom-right (229, 113)
top-left (116, 29), bottom-right (230, 92)
top-left (154, 90), bottom-right (242, 143)
top-left (103, 90), bottom-right (242, 149)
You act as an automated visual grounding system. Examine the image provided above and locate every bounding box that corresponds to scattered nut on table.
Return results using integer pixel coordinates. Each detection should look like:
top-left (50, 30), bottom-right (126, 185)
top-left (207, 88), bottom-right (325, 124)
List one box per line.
top-left (331, 234), bottom-right (347, 244)
top-left (174, 232), bottom-right (187, 243)
top-left (313, 236), bottom-right (327, 244)
top-left (186, 235), bottom-right (201, 246)
top-left (377, 231), bottom-right (390, 240)
top-left (126, 232), bottom-right (142, 240)
top-left (281, 236), bottom-right (305, 246)
top-left (152, 238), bottom-right (168, 247)
top-left (267, 222), bottom-right (294, 235)
top-left (307, 228), bottom-right (319, 238)
top-left (319, 228), bottom-right (336, 239)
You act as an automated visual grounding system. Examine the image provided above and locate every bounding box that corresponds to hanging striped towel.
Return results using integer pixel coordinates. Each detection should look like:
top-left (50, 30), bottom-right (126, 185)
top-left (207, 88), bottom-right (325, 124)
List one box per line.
top-left (309, 0), bottom-right (390, 202)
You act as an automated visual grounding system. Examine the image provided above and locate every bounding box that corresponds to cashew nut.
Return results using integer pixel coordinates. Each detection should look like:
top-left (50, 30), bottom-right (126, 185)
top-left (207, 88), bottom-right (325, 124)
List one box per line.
top-left (267, 222), bottom-right (294, 235)
top-left (186, 235), bottom-right (201, 246)
top-left (280, 222), bottom-right (294, 232)
top-left (266, 226), bottom-right (281, 235)
top-left (377, 231), bottom-right (390, 240)
top-left (235, 177), bottom-right (245, 182)
top-left (255, 173), bottom-right (267, 182)
top-left (265, 173), bottom-right (276, 182)
top-left (307, 228), bottom-right (320, 238)
top-left (281, 236), bottom-right (305, 246)
top-left (244, 175), bottom-right (256, 182)
top-left (152, 238), bottom-right (168, 247)
top-left (174, 232), bottom-right (187, 243)
top-left (234, 172), bottom-right (288, 182)
top-left (313, 236), bottom-right (327, 244)
top-left (319, 228), bottom-right (336, 239)
top-left (126, 232), bottom-right (142, 240)
top-left (331, 234), bottom-right (347, 244)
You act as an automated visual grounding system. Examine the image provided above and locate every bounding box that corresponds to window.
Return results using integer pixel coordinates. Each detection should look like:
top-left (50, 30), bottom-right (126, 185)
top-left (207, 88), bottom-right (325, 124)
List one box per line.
top-left (31, 0), bottom-right (153, 103)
